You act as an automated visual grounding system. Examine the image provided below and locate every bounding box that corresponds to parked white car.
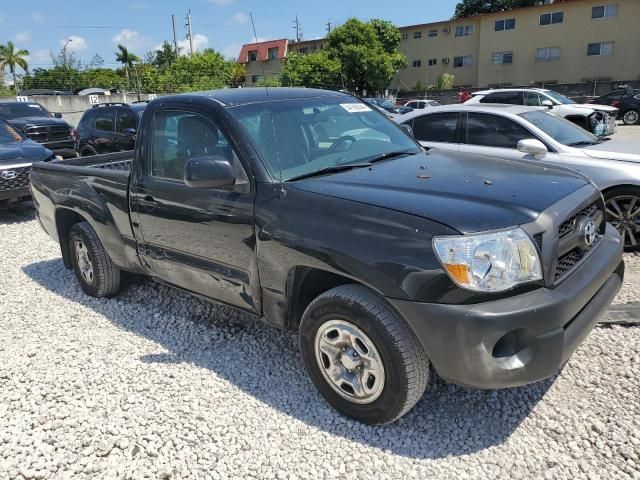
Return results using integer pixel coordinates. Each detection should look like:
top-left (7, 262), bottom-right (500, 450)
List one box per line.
top-left (465, 88), bottom-right (618, 136)
top-left (403, 99), bottom-right (441, 109)
top-left (396, 104), bottom-right (640, 250)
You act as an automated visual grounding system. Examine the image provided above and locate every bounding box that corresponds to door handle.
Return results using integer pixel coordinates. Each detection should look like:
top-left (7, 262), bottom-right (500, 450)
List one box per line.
top-left (138, 195), bottom-right (158, 211)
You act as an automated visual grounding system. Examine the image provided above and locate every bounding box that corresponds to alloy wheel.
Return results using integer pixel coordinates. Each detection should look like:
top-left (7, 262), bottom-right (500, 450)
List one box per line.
top-left (605, 195), bottom-right (640, 249)
top-left (623, 110), bottom-right (639, 125)
top-left (74, 239), bottom-right (95, 284)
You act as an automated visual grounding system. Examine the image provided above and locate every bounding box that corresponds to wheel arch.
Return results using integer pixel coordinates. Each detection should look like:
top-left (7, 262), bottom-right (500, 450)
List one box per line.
top-left (55, 208), bottom-right (90, 269)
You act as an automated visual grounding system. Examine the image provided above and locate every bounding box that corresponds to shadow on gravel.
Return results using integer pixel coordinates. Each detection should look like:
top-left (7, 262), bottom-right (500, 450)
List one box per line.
top-left (0, 202), bottom-right (35, 224)
top-left (24, 258), bottom-right (554, 460)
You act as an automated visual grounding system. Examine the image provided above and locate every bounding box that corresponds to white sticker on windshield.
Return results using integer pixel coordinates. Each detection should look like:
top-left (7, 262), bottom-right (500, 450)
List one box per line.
top-left (28, 104), bottom-right (41, 108)
top-left (340, 103), bottom-right (371, 113)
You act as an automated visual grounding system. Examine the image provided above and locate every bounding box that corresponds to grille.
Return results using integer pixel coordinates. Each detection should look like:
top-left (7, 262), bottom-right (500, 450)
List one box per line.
top-left (555, 249), bottom-right (585, 279)
top-left (558, 201), bottom-right (598, 238)
top-left (24, 125), bottom-right (71, 143)
top-left (0, 166), bottom-right (31, 192)
top-left (533, 232), bottom-right (543, 252)
top-left (554, 200), bottom-right (603, 282)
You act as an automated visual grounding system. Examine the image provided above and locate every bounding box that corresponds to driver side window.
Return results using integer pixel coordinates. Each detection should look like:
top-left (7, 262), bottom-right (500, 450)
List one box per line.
top-left (151, 110), bottom-right (247, 184)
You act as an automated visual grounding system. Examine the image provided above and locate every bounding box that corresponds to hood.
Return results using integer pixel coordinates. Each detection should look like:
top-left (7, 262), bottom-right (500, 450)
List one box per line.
top-left (570, 103), bottom-right (618, 113)
top-left (291, 150), bottom-right (589, 234)
top-left (0, 140), bottom-right (53, 166)
top-left (581, 140), bottom-right (640, 162)
top-left (8, 117), bottom-right (71, 129)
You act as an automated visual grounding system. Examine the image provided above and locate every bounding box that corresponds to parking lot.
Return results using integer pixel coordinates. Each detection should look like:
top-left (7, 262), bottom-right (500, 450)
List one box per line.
top-left (0, 126), bottom-right (637, 480)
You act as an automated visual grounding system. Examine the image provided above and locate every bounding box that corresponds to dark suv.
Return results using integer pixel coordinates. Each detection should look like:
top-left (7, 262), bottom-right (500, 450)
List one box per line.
top-left (74, 103), bottom-right (147, 156)
top-left (591, 88), bottom-right (640, 125)
top-left (0, 101), bottom-right (76, 158)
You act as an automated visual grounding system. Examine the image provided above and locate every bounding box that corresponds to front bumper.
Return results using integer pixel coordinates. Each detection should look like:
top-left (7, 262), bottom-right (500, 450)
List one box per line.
top-left (0, 186), bottom-right (30, 202)
top-left (389, 223), bottom-right (623, 389)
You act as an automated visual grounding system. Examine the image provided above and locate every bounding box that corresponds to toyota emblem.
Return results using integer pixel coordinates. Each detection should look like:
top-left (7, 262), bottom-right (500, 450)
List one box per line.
top-left (584, 219), bottom-right (597, 247)
top-left (1, 170), bottom-right (17, 180)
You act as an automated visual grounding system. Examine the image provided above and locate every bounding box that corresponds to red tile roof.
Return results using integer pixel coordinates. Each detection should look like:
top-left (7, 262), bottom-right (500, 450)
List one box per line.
top-left (237, 39), bottom-right (288, 64)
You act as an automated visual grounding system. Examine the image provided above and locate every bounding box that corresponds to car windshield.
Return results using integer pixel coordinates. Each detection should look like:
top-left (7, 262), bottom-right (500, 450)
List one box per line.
top-left (520, 110), bottom-right (601, 146)
top-left (544, 91), bottom-right (575, 105)
top-left (0, 120), bottom-right (24, 144)
top-left (230, 96), bottom-right (421, 181)
top-left (0, 102), bottom-right (52, 119)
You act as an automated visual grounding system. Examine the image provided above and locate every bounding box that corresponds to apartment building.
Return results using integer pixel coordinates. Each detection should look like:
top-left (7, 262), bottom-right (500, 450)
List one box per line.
top-left (237, 0), bottom-right (640, 89)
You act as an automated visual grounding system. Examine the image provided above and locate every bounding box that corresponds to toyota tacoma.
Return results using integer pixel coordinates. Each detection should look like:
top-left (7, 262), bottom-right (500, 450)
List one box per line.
top-left (30, 88), bottom-right (624, 424)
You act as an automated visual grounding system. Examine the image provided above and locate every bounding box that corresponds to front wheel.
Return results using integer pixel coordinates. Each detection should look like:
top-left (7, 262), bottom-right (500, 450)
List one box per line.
top-left (604, 187), bottom-right (640, 251)
top-left (299, 284), bottom-right (429, 424)
top-left (69, 222), bottom-right (121, 297)
top-left (622, 110), bottom-right (639, 126)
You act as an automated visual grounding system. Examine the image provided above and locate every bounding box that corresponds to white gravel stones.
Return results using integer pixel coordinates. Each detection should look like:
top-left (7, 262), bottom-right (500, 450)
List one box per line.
top-left (0, 206), bottom-right (639, 479)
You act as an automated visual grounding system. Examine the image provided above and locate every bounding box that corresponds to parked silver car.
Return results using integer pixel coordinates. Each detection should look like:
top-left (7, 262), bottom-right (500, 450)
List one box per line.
top-left (396, 104), bottom-right (640, 250)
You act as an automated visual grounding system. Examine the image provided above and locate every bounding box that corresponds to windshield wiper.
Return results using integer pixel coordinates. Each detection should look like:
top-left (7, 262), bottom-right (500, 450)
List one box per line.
top-left (566, 140), bottom-right (603, 147)
top-left (360, 149), bottom-right (419, 164)
top-left (286, 162), bottom-right (374, 181)
top-left (286, 150), bottom-right (419, 182)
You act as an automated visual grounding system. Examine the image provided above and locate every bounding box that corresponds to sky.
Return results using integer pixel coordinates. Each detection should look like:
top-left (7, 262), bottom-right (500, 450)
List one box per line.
top-left (0, 0), bottom-right (459, 70)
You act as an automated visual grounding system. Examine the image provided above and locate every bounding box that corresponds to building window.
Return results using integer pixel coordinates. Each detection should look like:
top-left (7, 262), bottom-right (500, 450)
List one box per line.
top-left (413, 31), bottom-right (422, 39)
top-left (455, 25), bottom-right (474, 37)
top-left (402, 32), bottom-right (408, 40)
top-left (428, 58), bottom-right (437, 66)
top-left (268, 47), bottom-right (278, 60)
top-left (494, 18), bottom-right (516, 31)
top-left (592, 4), bottom-right (618, 18)
top-left (587, 41), bottom-right (615, 56)
top-left (428, 29), bottom-right (438, 37)
top-left (536, 47), bottom-right (561, 61)
top-left (412, 60), bottom-right (422, 67)
top-left (248, 50), bottom-right (258, 62)
top-left (298, 47), bottom-right (308, 54)
top-left (251, 75), bottom-right (262, 83)
top-left (453, 55), bottom-right (473, 68)
top-left (491, 51), bottom-right (513, 64)
top-left (540, 11), bottom-right (563, 25)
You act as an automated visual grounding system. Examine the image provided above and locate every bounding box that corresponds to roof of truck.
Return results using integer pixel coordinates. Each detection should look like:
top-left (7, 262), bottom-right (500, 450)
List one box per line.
top-left (179, 87), bottom-right (346, 107)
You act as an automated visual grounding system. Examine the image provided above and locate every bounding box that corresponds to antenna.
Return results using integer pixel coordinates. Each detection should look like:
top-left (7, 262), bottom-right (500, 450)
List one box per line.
top-left (249, 13), bottom-right (283, 190)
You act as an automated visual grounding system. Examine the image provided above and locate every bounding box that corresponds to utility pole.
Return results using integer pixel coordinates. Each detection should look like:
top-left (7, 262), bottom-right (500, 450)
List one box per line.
top-left (172, 14), bottom-right (179, 57)
top-left (293, 15), bottom-right (301, 42)
top-left (326, 20), bottom-right (332, 35)
top-left (185, 10), bottom-right (194, 56)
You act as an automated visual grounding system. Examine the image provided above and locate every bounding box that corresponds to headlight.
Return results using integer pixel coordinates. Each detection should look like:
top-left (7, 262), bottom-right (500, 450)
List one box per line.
top-left (433, 228), bottom-right (542, 292)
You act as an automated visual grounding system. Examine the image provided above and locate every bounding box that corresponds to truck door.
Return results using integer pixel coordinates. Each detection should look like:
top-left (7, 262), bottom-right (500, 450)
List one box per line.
top-left (132, 106), bottom-right (259, 314)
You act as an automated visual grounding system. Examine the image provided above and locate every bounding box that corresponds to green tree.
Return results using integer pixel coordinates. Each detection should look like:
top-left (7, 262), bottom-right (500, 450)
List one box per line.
top-left (453, 0), bottom-right (535, 18)
top-left (115, 44), bottom-right (141, 88)
top-left (156, 49), bottom-right (230, 93)
top-left (255, 76), bottom-right (282, 87)
top-left (432, 73), bottom-right (455, 90)
top-left (326, 18), bottom-right (406, 94)
top-left (22, 66), bottom-right (82, 91)
top-left (153, 41), bottom-right (178, 70)
top-left (0, 41), bottom-right (29, 94)
top-left (281, 52), bottom-right (342, 89)
top-left (227, 63), bottom-right (246, 88)
top-left (413, 80), bottom-right (424, 92)
top-left (81, 68), bottom-right (125, 90)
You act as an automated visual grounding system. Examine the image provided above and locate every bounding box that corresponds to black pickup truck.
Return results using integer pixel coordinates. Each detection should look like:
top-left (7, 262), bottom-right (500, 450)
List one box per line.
top-left (31, 88), bottom-right (624, 424)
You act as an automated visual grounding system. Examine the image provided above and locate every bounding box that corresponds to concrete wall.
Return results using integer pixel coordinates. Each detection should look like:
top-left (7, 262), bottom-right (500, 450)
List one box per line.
top-left (0, 93), bottom-right (158, 126)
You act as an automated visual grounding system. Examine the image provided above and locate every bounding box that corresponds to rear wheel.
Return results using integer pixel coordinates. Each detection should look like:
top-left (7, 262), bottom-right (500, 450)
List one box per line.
top-left (622, 109), bottom-right (639, 126)
top-left (298, 284), bottom-right (429, 424)
top-left (69, 222), bottom-right (121, 297)
top-left (604, 187), bottom-right (640, 251)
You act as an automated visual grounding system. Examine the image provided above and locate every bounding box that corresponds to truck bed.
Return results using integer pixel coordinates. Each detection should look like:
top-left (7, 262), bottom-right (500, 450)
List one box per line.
top-left (30, 150), bottom-right (142, 272)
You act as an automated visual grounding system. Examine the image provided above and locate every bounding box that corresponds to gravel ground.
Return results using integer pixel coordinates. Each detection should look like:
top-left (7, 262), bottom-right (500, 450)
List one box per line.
top-left (1, 207), bottom-right (639, 480)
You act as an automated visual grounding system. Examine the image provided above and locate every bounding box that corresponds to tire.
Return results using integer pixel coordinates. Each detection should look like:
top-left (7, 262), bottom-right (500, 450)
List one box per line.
top-left (604, 187), bottom-right (640, 252)
top-left (298, 284), bottom-right (429, 424)
top-left (81, 147), bottom-right (96, 157)
top-left (622, 109), bottom-right (639, 126)
top-left (69, 221), bottom-right (121, 297)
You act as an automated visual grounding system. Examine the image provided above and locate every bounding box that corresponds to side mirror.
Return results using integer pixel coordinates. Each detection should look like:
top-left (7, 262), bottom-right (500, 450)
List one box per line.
top-left (122, 127), bottom-right (137, 136)
top-left (184, 156), bottom-right (235, 189)
top-left (541, 100), bottom-right (554, 109)
top-left (399, 123), bottom-right (414, 137)
top-left (517, 139), bottom-right (548, 157)
top-left (54, 112), bottom-right (63, 118)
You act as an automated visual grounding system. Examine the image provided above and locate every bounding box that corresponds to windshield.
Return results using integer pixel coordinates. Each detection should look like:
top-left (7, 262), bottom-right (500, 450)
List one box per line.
top-left (0, 102), bottom-right (52, 119)
top-left (230, 96), bottom-right (420, 181)
top-left (544, 91), bottom-right (575, 105)
top-left (520, 110), bottom-right (600, 146)
top-left (0, 120), bottom-right (24, 144)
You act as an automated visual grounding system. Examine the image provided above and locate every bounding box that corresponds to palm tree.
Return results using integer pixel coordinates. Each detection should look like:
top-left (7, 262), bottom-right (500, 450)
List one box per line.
top-left (115, 44), bottom-right (141, 89)
top-left (0, 41), bottom-right (29, 94)
top-left (154, 41), bottom-right (178, 70)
